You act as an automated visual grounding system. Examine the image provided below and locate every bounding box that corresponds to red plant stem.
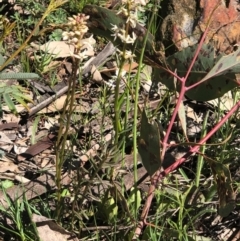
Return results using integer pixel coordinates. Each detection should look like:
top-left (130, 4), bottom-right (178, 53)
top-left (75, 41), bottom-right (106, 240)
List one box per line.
top-left (136, 12), bottom-right (234, 238)
top-left (160, 100), bottom-right (240, 178)
top-left (161, 79), bottom-right (186, 160)
top-left (161, 28), bottom-right (210, 160)
top-left (134, 181), bottom-right (157, 239)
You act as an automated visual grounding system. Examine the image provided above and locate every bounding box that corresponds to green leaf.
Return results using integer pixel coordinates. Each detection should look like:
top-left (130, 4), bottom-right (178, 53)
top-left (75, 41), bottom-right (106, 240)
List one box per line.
top-left (98, 188), bottom-right (118, 224)
top-left (219, 202), bottom-right (235, 218)
top-left (0, 84), bottom-right (33, 114)
top-left (31, 116), bottom-right (40, 145)
top-left (0, 72), bottom-right (39, 79)
top-left (1, 180), bottom-right (14, 189)
top-left (3, 93), bottom-right (17, 114)
top-left (13, 95), bottom-right (30, 111)
top-left (208, 161), bottom-right (235, 217)
top-left (153, 44), bottom-right (240, 101)
top-left (0, 54), bottom-right (5, 65)
top-left (12, 90), bottom-right (33, 102)
top-left (127, 187), bottom-right (141, 211)
top-left (138, 110), bottom-right (161, 176)
top-left (0, 95), bottom-right (2, 118)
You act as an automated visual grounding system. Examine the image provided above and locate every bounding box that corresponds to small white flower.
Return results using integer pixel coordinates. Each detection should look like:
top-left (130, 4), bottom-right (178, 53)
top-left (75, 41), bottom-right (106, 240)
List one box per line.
top-left (70, 37), bottom-right (79, 44)
top-left (135, 0), bottom-right (148, 5)
top-left (122, 31), bottom-right (137, 44)
top-left (79, 25), bottom-right (88, 33)
top-left (104, 78), bottom-right (116, 88)
top-left (136, 5), bottom-right (146, 12)
top-left (117, 49), bottom-right (135, 60)
top-left (111, 24), bottom-right (119, 32)
top-left (75, 30), bottom-right (81, 36)
top-left (111, 24), bottom-right (120, 41)
top-left (124, 50), bottom-right (136, 60)
top-left (62, 31), bottom-right (69, 41)
top-left (126, 11), bottom-right (138, 28)
top-left (68, 20), bottom-right (76, 26)
top-left (69, 50), bottom-right (88, 61)
top-left (117, 29), bottom-right (137, 44)
top-left (116, 68), bottom-right (126, 78)
top-left (117, 6), bottom-right (128, 16)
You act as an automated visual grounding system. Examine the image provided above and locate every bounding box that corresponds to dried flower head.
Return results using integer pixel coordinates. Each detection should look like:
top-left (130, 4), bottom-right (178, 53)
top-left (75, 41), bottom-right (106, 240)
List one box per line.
top-left (62, 13), bottom-right (89, 48)
top-left (62, 13), bottom-right (93, 61)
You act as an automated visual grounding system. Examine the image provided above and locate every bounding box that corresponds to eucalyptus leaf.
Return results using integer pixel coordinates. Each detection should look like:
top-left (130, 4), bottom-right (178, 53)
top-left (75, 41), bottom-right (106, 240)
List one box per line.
top-left (138, 110), bottom-right (161, 176)
top-left (153, 44), bottom-right (239, 101)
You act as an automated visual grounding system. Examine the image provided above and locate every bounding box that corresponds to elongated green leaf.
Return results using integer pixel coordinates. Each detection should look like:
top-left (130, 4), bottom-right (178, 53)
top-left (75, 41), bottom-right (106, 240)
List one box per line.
top-left (138, 110), bottom-right (161, 176)
top-left (202, 48), bottom-right (240, 80)
top-left (0, 84), bottom-right (7, 94)
top-left (31, 116), bottom-right (40, 144)
top-left (0, 94), bottom-right (2, 118)
top-left (12, 92), bottom-right (33, 103)
top-left (13, 95), bottom-right (30, 111)
top-left (0, 84), bottom-right (34, 114)
top-left (3, 93), bottom-right (17, 114)
top-left (0, 72), bottom-right (39, 80)
top-left (0, 54), bottom-right (5, 65)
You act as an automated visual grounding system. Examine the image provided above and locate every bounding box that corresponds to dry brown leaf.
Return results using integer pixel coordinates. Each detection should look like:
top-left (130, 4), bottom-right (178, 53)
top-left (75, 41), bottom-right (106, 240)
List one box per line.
top-left (39, 95), bottom-right (91, 114)
top-left (2, 104), bottom-right (26, 113)
top-left (73, 101), bottom-right (91, 113)
top-left (0, 131), bottom-right (13, 152)
top-left (122, 62), bottom-right (138, 72)
top-left (91, 65), bottom-right (103, 83)
top-left (186, 106), bottom-right (202, 123)
top-left (80, 133), bottom-right (112, 162)
top-left (0, 158), bottom-right (20, 173)
top-left (30, 36), bottom-right (96, 58)
top-left (13, 144), bottom-right (28, 154)
top-left (17, 134), bottom-right (55, 161)
top-left (178, 100), bottom-right (187, 139)
top-left (63, 61), bottom-right (72, 74)
top-left (2, 113), bottom-right (20, 123)
top-left (0, 172), bottom-right (15, 180)
top-left (31, 214), bottom-right (78, 241)
top-left (39, 95), bottom-right (67, 113)
top-left (208, 92), bottom-right (235, 112)
top-left (15, 175), bottom-right (30, 184)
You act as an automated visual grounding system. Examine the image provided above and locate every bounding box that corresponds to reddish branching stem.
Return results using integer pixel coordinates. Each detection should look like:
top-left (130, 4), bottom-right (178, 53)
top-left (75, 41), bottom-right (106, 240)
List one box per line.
top-left (134, 19), bottom-right (240, 238)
